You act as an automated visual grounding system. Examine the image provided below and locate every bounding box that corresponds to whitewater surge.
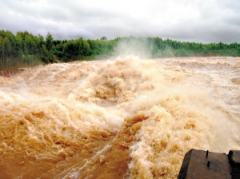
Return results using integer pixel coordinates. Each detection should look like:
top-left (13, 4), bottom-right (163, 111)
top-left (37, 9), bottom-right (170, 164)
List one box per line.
top-left (0, 56), bottom-right (240, 178)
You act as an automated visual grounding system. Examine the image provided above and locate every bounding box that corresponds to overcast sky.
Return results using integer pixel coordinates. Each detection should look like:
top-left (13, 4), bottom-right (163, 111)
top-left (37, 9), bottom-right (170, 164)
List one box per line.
top-left (1, 0), bottom-right (240, 43)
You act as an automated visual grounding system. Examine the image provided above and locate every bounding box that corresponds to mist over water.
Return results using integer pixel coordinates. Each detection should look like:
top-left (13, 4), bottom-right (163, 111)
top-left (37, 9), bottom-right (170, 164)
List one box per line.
top-left (113, 38), bottom-right (154, 58)
top-left (0, 56), bottom-right (240, 178)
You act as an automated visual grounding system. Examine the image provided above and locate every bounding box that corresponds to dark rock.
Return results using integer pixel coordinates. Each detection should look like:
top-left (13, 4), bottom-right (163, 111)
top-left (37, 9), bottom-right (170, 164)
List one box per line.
top-left (178, 149), bottom-right (231, 179)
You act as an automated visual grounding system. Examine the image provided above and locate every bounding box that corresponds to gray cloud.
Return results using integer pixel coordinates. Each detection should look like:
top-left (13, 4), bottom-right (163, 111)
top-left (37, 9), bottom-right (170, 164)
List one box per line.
top-left (0, 0), bottom-right (240, 43)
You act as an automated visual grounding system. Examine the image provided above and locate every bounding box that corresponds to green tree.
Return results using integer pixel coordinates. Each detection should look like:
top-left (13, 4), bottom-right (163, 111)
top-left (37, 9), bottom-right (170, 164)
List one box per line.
top-left (100, 36), bottom-right (107, 40)
top-left (15, 32), bottom-right (24, 56)
top-left (44, 32), bottom-right (54, 63)
top-left (46, 32), bottom-right (54, 50)
top-left (0, 36), bottom-right (5, 68)
top-left (3, 37), bottom-right (11, 58)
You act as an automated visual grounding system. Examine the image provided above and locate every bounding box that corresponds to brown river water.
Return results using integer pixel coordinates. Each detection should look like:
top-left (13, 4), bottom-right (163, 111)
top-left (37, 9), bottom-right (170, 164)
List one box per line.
top-left (0, 56), bottom-right (240, 179)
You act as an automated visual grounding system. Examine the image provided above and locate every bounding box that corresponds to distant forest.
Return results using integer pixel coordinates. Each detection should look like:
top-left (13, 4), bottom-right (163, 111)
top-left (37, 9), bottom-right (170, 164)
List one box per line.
top-left (0, 30), bottom-right (240, 70)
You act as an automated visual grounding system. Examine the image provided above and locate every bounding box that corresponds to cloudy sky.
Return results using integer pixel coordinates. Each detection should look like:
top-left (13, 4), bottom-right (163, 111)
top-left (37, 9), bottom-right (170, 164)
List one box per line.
top-left (1, 0), bottom-right (240, 43)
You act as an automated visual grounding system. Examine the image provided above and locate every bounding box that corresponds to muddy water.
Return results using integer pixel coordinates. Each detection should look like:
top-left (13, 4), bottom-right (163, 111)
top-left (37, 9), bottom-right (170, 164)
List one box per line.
top-left (0, 56), bottom-right (240, 179)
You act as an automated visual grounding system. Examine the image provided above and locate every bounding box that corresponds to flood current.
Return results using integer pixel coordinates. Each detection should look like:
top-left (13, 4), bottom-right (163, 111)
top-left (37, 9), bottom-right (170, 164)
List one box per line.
top-left (0, 56), bottom-right (240, 178)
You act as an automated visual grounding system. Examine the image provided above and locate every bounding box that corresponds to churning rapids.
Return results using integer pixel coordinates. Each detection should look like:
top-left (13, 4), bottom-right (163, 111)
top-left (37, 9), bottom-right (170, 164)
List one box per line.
top-left (0, 56), bottom-right (240, 179)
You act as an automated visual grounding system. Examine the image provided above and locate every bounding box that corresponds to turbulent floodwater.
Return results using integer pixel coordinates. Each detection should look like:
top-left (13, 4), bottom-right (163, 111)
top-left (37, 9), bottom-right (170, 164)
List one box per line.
top-left (0, 56), bottom-right (240, 179)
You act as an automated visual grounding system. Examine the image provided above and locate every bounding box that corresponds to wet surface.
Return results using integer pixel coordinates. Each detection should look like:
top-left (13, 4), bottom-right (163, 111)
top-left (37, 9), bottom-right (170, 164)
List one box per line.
top-left (0, 56), bottom-right (240, 178)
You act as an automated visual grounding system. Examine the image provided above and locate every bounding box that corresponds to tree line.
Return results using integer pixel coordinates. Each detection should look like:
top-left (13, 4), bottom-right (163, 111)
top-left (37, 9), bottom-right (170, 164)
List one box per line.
top-left (0, 30), bottom-right (240, 70)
